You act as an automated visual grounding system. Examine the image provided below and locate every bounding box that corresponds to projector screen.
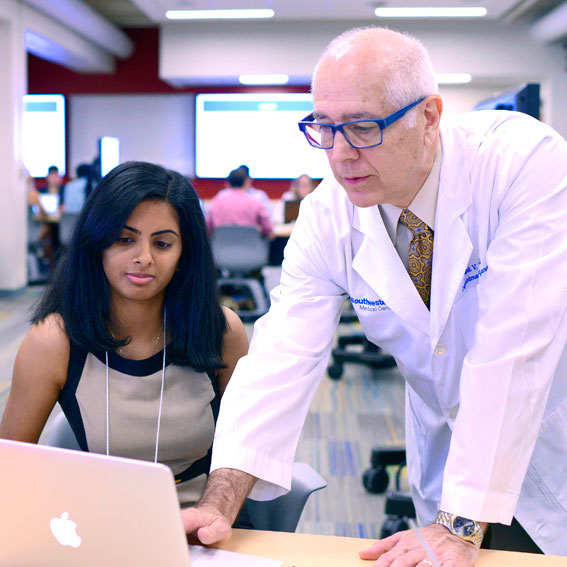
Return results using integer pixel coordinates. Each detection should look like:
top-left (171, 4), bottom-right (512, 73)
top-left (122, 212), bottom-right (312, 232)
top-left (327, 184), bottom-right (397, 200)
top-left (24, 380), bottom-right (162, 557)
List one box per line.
top-left (23, 94), bottom-right (66, 177)
top-left (195, 93), bottom-right (330, 179)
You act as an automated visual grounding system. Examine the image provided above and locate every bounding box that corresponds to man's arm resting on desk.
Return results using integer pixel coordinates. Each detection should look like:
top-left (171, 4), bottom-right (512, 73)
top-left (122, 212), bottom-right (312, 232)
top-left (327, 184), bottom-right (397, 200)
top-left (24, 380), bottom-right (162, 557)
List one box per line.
top-left (181, 468), bottom-right (257, 545)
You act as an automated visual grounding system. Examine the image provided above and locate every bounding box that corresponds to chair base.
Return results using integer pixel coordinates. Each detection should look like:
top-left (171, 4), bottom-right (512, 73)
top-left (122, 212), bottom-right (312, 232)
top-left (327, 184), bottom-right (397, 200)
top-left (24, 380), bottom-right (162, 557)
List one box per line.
top-left (328, 334), bottom-right (396, 379)
top-left (218, 277), bottom-right (269, 321)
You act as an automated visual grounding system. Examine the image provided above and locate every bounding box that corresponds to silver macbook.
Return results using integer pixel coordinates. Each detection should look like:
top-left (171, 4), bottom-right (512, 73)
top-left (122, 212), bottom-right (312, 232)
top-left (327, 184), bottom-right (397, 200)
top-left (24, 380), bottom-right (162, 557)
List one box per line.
top-left (0, 438), bottom-right (191, 566)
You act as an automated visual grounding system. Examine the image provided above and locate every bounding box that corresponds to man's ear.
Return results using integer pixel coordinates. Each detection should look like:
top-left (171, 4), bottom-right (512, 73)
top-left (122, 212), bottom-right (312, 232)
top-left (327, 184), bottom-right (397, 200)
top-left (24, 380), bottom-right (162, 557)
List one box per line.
top-left (423, 94), bottom-right (443, 145)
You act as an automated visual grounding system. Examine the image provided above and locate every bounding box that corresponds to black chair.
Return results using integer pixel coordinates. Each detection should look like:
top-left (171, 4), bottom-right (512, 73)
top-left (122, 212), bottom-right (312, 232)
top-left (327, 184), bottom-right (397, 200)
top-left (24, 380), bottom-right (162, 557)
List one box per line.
top-left (211, 226), bottom-right (270, 322)
top-left (327, 305), bottom-right (397, 380)
top-left (361, 445), bottom-right (416, 538)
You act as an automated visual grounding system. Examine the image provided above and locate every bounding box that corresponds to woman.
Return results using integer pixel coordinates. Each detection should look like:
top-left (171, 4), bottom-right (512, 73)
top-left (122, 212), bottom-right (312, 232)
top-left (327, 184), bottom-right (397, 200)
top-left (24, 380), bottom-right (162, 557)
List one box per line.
top-left (0, 161), bottom-right (249, 509)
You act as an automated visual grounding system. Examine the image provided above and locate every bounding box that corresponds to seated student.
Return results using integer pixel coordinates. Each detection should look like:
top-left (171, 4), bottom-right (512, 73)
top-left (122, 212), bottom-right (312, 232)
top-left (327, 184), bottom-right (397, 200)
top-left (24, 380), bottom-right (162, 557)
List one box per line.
top-left (275, 174), bottom-right (318, 225)
top-left (206, 167), bottom-right (273, 237)
top-left (281, 174), bottom-right (316, 202)
top-left (0, 161), bottom-right (249, 510)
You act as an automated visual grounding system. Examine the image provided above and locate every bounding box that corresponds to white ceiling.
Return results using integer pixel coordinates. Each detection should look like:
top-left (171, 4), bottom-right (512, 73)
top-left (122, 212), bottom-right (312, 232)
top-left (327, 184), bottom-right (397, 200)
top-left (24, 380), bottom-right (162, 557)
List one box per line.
top-left (83, 0), bottom-right (565, 25)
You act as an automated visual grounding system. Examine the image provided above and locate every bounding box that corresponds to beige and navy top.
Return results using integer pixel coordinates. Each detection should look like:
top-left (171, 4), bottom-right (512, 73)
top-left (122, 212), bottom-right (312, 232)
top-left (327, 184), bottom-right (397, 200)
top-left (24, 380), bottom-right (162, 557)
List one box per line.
top-left (59, 344), bottom-right (219, 508)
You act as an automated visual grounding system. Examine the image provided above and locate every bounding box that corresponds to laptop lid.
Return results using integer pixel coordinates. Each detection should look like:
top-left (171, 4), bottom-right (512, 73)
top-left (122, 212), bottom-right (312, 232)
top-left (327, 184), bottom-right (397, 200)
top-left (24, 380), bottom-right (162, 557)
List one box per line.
top-left (38, 193), bottom-right (60, 215)
top-left (283, 199), bottom-right (301, 224)
top-left (0, 439), bottom-right (191, 567)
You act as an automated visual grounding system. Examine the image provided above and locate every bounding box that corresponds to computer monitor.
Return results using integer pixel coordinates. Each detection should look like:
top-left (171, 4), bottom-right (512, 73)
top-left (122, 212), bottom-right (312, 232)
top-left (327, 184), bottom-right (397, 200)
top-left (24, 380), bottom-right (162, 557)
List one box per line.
top-left (473, 83), bottom-right (540, 120)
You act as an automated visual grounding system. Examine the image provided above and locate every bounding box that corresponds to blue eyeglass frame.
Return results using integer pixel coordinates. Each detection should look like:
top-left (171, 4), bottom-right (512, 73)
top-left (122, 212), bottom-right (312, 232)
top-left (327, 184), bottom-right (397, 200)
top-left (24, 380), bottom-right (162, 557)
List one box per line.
top-left (298, 96), bottom-right (427, 149)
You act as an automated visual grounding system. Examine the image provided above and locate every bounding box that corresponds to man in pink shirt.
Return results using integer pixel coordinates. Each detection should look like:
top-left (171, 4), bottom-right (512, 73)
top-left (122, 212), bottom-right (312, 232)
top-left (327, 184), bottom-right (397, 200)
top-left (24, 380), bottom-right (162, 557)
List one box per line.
top-left (207, 168), bottom-right (273, 237)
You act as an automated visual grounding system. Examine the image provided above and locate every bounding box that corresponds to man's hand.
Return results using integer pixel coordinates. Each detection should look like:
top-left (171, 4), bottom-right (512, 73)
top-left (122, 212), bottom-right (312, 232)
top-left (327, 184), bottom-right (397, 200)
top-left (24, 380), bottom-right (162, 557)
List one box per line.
top-left (181, 468), bottom-right (257, 545)
top-left (359, 524), bottom-right (480, 567)
top-left (181, 506), bottom-right (232, 545)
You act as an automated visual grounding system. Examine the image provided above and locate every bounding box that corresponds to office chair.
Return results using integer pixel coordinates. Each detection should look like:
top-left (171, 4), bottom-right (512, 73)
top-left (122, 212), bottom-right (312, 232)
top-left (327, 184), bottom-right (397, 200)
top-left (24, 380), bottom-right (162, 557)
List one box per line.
top-left (48, 413), bottom-right (327, 533)
top-left (362, 445), bottom-right (416, 538)
top-left (245, 462), bottom-right (327, 532)
top-left (327, 303), bottom-right (397, 380)
top-left (211, 226), bottom-right (270, 322)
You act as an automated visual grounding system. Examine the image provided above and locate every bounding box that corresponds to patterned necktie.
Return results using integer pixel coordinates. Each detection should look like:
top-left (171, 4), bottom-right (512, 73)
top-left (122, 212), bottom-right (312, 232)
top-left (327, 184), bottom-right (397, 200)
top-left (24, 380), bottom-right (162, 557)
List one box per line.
top-left (399, 208), bottom-right (434, 308)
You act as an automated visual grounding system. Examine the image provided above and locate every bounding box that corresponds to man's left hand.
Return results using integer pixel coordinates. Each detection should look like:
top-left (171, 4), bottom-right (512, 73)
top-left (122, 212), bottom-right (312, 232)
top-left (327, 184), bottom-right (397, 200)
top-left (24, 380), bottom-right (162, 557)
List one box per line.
top-left (359, 524), bottom-right (480, 567)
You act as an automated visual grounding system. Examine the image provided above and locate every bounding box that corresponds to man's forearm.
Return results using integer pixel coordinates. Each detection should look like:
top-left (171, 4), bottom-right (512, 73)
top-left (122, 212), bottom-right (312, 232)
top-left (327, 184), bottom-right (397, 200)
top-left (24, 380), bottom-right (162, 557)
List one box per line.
top-left (197, 468), bottom-right (257, 524)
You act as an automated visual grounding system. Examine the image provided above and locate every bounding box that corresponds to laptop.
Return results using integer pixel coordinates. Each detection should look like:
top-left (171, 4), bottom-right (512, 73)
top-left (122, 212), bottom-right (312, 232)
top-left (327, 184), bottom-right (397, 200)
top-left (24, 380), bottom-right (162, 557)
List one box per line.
top-left (0, 439), bottom-right (282, 567)
top-left (283, 199), bottom-right (301, 224)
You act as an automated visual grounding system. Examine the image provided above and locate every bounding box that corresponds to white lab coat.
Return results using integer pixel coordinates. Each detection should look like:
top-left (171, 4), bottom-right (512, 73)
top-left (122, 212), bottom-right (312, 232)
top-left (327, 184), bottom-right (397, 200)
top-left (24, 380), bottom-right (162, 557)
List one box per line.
top-left (212, 111), bottom-right (567, 555)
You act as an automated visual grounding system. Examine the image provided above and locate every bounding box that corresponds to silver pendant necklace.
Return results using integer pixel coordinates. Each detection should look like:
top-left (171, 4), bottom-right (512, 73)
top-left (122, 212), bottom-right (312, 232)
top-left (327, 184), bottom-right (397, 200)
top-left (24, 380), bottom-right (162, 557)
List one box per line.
top-left (105, 309), bottom-right (167, 463)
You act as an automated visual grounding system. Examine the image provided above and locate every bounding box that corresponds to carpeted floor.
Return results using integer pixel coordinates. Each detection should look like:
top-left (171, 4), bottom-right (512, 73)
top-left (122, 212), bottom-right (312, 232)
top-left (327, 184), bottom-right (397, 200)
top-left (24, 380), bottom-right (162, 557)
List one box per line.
top-left (0, 286), bottom-right (407, 538)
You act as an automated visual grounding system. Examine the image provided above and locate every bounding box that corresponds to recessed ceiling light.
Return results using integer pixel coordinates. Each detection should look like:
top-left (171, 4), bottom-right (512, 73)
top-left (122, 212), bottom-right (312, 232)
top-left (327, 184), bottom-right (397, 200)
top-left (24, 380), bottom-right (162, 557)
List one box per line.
top-left (435, 73), bottom-right (473, 84)
top-left (166, 9), bottom-right (275, 20)
top-left (239, 74), bottom-right (290, 85)
top-left (375, 6), bottom-right (487, 17)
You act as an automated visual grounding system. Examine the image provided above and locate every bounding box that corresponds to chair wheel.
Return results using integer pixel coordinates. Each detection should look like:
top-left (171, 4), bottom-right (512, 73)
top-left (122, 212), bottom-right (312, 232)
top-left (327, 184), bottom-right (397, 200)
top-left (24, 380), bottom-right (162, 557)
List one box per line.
top-left (380, 517), bottom-right (409, 539)
top-left (327, 363), bottom-right (343, 380)
top-left (362, 466), bottom-right (389, 494)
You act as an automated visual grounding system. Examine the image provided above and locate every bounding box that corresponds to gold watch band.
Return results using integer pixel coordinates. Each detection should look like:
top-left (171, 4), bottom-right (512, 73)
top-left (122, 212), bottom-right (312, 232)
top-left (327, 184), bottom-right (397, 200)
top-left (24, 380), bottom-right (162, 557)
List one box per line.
top-left (434, 511), bottom-right (484, 548)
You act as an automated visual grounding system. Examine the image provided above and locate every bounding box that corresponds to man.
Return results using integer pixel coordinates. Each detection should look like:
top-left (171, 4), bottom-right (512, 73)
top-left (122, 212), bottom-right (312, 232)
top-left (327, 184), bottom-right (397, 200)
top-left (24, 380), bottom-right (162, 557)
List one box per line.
top-left (183, 27), bottom-right (567, 565)
top-left (206, 167), bottom-right (273, 237)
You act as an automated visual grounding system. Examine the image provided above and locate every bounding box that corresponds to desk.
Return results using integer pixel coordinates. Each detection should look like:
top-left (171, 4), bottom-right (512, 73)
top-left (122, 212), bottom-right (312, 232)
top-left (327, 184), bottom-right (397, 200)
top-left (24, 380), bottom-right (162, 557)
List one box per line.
top-left (219, 529), bottom-right (566, 567)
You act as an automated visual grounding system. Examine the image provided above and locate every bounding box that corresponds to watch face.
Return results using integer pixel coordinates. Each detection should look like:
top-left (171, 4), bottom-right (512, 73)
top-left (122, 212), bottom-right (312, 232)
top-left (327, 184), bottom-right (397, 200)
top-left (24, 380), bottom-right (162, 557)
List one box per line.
top-left (453, 516), bottom-right (475, 536)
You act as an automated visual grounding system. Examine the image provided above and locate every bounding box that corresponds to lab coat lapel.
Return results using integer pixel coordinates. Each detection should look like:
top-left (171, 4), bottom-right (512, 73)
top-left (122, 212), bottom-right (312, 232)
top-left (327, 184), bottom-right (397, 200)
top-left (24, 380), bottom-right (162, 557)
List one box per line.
top-left (352, 205), bottom-right (430, 334)
top-left (430, 140), bottom-right (473, 345)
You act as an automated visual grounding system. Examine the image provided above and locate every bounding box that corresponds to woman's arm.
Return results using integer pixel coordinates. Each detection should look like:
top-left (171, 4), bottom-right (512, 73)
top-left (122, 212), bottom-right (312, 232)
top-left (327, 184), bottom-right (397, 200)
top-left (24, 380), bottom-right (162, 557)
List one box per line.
top-left (215, 307), bottom-right (249, 396)
top-left (0, 314), bottom-right (70, 442)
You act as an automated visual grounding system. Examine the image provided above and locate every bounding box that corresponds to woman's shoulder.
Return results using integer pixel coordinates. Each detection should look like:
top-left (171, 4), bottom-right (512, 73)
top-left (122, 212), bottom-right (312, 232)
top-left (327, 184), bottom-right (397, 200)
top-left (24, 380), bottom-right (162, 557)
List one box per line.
top-left (221, 306), bottom-right (247, 338)
top-left (16, 313), bottom-right (70, 390)
top-left (26, 314), bottom-right (70, 365)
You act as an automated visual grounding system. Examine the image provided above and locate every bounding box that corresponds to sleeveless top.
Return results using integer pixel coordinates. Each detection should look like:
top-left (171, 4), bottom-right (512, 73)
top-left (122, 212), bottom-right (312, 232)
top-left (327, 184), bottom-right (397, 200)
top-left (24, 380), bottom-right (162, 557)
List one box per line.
top-left (58, 343), bottom-right (220, 509)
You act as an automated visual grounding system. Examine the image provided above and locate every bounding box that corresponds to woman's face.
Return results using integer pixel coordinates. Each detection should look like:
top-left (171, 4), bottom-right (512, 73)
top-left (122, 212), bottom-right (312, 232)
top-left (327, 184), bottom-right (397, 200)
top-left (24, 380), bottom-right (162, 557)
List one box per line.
top-left (102, 200), bottom-right (182, 305)
top-left (296, 175), bottom-right (315, 199)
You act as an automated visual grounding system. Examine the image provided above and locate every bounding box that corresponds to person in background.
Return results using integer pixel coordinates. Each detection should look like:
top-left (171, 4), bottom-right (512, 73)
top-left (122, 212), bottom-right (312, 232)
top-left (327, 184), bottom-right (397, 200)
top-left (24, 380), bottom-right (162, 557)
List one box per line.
top-left (31, 165), bottom-right (66, 269)
top-left (182, 26), bottom-right (567, 564)
top-left (62, 163), bottom-right (93, 214)
top-left (0, 161), bottom-right (249, 512)
top-left (281, 174), bottom-right (317, 202)
top-left (207, 167), bottom-right (273, 238)
top-left (238, 164), bottom-right (274, 221)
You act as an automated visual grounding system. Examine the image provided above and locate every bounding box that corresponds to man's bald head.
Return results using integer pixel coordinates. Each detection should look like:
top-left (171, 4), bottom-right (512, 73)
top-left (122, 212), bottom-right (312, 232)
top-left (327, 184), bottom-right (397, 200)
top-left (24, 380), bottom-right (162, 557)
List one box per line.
top-left (313, 27), bottom-right (438, 124)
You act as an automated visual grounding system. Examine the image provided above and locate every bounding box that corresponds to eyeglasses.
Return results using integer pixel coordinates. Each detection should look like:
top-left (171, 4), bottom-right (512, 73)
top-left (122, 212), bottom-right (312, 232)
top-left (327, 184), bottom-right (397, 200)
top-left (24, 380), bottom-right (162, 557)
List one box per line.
top-left (298, 97), bottom-right (426, 150)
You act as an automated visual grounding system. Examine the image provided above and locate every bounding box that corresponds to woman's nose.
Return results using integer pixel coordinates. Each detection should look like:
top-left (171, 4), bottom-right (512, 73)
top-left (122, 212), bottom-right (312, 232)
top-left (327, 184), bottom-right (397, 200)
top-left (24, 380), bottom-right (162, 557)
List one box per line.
top-left (133, 241), bottom-right (153, 265)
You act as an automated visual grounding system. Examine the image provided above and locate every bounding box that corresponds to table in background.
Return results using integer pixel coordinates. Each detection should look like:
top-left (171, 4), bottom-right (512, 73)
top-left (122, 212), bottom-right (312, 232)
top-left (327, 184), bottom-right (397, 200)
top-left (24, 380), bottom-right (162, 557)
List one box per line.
top-left (219, 529), bottom-right (566, 567)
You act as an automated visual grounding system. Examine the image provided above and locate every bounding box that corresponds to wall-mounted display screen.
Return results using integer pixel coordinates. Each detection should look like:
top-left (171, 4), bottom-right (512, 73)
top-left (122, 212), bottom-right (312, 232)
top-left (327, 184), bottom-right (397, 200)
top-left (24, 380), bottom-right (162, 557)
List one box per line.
top-left (23, 94), bottom-right (66, 177)
top-left (99, 136), bottom-right (120, 177)
top-left (195, 93), bottom-right (330, 179)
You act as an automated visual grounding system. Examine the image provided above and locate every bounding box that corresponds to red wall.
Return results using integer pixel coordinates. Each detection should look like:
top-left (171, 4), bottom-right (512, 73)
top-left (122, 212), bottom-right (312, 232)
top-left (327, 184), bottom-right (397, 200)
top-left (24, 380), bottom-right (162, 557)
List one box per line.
top-left (28, 28), bottom-right (308, 198)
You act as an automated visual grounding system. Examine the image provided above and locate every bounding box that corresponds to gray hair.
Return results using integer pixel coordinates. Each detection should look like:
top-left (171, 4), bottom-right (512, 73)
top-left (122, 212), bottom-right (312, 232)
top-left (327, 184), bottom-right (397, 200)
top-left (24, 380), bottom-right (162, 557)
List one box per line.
top-left (312, 26), bottom-right (438, 128)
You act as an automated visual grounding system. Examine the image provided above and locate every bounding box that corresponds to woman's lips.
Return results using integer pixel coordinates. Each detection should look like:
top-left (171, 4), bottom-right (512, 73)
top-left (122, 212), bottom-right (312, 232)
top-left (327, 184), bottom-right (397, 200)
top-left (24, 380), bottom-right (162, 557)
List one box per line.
top-left (126, 273), bottom-right (154, 284)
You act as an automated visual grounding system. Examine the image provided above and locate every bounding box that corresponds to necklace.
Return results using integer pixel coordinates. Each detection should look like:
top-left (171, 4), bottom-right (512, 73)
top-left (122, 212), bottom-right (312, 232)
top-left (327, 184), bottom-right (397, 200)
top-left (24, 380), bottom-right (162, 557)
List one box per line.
top-left (105, 309), bottom-right (167, 463)
top-left (115, 325), bottom-right (164, 358)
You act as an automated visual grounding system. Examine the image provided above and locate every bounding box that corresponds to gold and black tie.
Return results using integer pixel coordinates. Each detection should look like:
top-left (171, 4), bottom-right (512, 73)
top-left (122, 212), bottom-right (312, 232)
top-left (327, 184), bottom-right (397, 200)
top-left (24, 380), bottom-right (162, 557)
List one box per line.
top-left (399, 208), bottom-right (434, 308)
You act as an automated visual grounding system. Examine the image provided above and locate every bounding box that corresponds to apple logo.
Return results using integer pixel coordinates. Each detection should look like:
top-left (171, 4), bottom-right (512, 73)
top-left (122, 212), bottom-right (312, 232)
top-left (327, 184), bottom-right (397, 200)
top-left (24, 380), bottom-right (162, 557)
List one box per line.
top-left (49, 512), bottom-right (82, 548)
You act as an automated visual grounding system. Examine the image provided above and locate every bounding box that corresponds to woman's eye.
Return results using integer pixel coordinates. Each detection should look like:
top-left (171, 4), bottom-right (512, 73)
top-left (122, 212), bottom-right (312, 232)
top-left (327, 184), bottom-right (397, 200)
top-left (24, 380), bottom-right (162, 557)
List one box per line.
top-left (117, 236), bottom-right (133, 244)
top-left (154, 240), bottom-right (171, 249)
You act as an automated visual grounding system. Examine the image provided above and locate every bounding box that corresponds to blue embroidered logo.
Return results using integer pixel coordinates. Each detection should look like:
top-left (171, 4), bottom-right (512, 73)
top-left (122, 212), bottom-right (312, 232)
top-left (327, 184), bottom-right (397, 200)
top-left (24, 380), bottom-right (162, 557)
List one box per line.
top-left (462, 259), bottom-right (488, 291)
top-left (349, 296), bottom-right (390, 312)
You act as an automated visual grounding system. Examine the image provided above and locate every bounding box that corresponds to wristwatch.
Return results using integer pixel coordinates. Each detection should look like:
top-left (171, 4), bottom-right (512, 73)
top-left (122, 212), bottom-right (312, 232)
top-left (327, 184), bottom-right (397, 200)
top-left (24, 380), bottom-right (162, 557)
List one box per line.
top-left (434, 511), bottom-right (484, 548)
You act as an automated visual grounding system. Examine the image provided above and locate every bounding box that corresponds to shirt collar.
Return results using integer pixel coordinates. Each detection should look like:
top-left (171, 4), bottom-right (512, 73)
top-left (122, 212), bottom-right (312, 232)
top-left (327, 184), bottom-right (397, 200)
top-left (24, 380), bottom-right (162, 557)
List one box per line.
top-left (379, 142), bottom-right (442, 242)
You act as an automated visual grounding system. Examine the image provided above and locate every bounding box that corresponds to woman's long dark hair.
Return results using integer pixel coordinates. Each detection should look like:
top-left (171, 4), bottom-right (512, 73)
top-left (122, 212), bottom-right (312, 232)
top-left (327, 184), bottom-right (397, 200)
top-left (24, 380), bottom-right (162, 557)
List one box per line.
top-left (32, 161), bottom-right (226, 372)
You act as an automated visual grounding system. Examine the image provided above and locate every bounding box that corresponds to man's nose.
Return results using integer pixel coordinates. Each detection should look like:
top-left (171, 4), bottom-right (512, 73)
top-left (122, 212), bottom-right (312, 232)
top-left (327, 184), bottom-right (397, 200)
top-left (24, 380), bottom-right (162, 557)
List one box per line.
top-left (328, 130), bottom-right (359, 161)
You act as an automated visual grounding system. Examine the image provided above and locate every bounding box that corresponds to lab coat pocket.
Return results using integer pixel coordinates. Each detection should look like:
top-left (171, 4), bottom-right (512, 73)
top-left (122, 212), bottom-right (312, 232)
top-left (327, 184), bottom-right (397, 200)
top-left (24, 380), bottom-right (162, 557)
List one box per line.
top-left (527, 398), bottom-right (567, 511)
